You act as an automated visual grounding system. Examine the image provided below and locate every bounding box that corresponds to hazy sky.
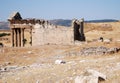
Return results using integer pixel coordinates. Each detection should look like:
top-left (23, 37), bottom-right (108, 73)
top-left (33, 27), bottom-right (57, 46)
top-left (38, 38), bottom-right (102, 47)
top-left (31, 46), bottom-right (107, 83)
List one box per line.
top-left (0, 0), bottom-right (120, 21)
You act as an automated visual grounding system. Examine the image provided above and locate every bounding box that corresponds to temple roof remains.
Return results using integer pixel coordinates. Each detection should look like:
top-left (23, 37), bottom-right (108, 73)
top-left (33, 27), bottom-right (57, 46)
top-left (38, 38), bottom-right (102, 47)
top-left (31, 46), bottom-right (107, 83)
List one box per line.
top-left (8, 12), bottom-right (22, 20)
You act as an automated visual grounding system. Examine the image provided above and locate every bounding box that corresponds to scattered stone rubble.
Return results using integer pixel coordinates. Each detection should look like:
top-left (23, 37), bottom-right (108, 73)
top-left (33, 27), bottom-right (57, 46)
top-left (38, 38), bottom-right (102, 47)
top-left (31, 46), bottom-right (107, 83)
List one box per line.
top-left (0, 63), bottom-right (53, 75)
top-left (75, 69), bottom-right (106, 83)
top-left (55, 60), bottom-right (66, 64)
top-left (64, 46), bottom-right (120, 56)
top-left (79, 46), bottom-right (120, 56)
top-left (0, 66), bottom-right (27, 73)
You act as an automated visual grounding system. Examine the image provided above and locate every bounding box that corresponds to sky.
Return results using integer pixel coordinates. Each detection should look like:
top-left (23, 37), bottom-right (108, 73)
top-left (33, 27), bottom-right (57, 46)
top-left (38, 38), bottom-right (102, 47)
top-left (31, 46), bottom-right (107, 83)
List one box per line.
top-left (0, 0), bottom-right (120, 21)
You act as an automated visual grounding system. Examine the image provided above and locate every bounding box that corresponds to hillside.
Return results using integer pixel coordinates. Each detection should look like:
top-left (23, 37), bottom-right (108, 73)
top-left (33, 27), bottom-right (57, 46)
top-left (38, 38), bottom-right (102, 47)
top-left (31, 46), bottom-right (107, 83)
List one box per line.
top-left (85, 19), bottom-right (119, 23)
top-left (0, 19), bottom-right (119, 30)
top-left (50, 19), bottom-right (119, 27)
top-left (50, 19), bottom-right (71, 26)
top-left (84, 22), bottom-right (120, 41)
top-left (0, 22), bottom-right (9, 30)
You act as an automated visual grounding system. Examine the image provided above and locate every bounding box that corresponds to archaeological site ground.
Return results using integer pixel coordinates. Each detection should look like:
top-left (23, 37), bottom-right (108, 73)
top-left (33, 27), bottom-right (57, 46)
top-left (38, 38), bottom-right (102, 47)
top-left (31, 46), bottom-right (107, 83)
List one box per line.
top-left (0, 12), bottom-right (120, 83)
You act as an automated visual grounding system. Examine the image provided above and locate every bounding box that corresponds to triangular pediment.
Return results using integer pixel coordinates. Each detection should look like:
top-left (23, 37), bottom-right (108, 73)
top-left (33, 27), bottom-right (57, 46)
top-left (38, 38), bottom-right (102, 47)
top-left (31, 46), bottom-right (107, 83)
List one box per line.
top-left (8, 12), bottom-right (22, 20)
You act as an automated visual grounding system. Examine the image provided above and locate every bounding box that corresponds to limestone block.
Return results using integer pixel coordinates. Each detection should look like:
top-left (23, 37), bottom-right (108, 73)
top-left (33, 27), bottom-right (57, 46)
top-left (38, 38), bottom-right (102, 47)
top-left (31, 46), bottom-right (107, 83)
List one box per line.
top-left (55, 60), bottom-right (66, 64)
top-left (75, 69), bottom-right (106, 83)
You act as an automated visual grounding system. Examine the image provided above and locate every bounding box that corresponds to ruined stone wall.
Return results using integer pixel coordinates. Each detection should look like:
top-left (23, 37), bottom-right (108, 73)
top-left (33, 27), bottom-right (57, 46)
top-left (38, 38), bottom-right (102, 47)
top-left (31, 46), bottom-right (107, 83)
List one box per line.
top-left (32, 24), bottom-right (74, 46)
top-left (8, 12), bottom-right (86, 47)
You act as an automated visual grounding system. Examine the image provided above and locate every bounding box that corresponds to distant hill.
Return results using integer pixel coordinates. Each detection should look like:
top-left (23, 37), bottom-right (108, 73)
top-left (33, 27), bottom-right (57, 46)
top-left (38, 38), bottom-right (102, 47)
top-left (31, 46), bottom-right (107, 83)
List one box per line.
top-left (85, 19), bottom-right (119, 23)
top-left (50, 19), bottom-right (119, 26)
top-left (49, 19), bottom-right (71, 27)
top-left (0, 22), bottom-right (10, 30)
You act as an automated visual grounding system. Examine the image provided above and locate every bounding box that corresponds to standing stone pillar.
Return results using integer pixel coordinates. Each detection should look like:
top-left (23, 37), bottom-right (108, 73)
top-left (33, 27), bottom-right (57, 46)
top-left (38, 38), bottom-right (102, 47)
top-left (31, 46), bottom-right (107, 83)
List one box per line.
top-left (30, 28), bottom-right (32, 46)
top-left (19, 28), bottom-right (21, 47)
top-left (23, 28), bottom-right (25, 47)
top-left (14, 29), bottom-right (16, 47)
top-left (14, 29), bottom-right (17, 47)
top-left (17, 28), bottom-right (19, 47)
top-left (11, 28), bottom-right (14, 47)
top-left (16, 29), bottom-right (18, 47)
top-left (21, 28), bottom-right (25, 47)
top-left (17, 28), bottom-right (20, 47)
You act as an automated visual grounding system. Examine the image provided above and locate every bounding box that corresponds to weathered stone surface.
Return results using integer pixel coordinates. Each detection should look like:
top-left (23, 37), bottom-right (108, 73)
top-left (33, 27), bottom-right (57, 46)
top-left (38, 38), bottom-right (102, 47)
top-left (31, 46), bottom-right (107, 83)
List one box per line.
top-left (75, 69), bottom-right (106, 83)
top-left (79, 46), bottom-right (120, 56)
top-left (87, 69), bottom-right (106, 80)
top-left (0, 66), bottom-right (27, 73)
top-left (32, 25), bottom-right (74, 46)
top-left (55, 60), bottom-right (66, 64)
top-left (72, 19), bottom-right (86, 41)
top-left (75, 75), bottom-right (98, 83)
top-left (103, 39), bottom-right (111, 44)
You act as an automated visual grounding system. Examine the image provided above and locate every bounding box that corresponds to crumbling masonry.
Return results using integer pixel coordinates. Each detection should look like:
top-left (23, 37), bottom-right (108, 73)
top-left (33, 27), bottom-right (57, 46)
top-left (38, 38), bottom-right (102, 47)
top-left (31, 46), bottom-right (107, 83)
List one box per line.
top-left (8, 12), bottom-right (85, 47)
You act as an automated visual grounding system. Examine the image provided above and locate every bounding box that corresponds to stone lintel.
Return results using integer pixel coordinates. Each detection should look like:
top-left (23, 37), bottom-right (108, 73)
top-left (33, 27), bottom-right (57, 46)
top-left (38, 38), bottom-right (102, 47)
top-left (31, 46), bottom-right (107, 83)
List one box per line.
top-left (10, 24), bottom-right (32, 29)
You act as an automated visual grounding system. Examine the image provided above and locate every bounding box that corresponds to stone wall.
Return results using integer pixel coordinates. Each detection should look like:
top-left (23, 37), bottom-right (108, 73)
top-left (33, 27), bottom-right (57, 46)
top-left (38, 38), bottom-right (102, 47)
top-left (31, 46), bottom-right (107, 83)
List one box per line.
top-left (32, 24), bottom-right (74, 46)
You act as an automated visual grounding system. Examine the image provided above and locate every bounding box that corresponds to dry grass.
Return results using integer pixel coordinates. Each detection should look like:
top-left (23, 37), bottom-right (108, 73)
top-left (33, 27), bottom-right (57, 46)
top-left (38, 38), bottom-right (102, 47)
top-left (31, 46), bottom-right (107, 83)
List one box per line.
top-left (0, 44), bottom-right (120, 83)
top-left (85, 22), bottom-right (120, 42)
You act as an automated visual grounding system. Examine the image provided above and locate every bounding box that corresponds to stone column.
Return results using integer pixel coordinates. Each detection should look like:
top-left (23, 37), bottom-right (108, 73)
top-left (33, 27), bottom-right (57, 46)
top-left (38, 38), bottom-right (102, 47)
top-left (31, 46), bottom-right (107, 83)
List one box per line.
top-left (23, 28), bottom-right (25, 47)
top-left (17, 28), bottom-right (21, 47)
top-left (17, 29), bottom-right (20, 47)
top-left (21, 28), bottom-right (25, 47)
top-left (30, 28), bottom-right (32, 46)
top-left (16, 29), bottom-right (19, 47)
top-left (19, 28), bottom-right (21, 47)
top-left (14, 29), bottom-right (17, 47)
top-left (11, 28), bottom-right (14, 47)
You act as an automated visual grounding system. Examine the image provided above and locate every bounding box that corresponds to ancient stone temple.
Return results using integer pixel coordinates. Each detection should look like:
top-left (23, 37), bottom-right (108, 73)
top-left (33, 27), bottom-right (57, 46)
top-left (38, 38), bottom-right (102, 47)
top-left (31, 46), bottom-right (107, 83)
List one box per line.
top-left (8, 12), bottom-right (85, 47)
top-left (8, 12), bottom-right (32, 47)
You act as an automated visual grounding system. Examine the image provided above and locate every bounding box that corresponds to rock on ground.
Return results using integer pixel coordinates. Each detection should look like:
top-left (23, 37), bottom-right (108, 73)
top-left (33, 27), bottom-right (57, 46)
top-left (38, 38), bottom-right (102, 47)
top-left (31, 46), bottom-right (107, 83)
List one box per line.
top-left (75, 69), bottom-right (106, 83)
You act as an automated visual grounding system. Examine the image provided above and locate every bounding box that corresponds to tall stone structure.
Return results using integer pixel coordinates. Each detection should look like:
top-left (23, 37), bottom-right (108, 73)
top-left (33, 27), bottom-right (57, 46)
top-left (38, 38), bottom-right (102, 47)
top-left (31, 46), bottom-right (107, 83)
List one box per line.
top-left (8, 12), bottom-right (85, 47)
top-left (8, 12), bottom-right (33, 47)
top-left (72, 19), bottom-right (86, 41)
